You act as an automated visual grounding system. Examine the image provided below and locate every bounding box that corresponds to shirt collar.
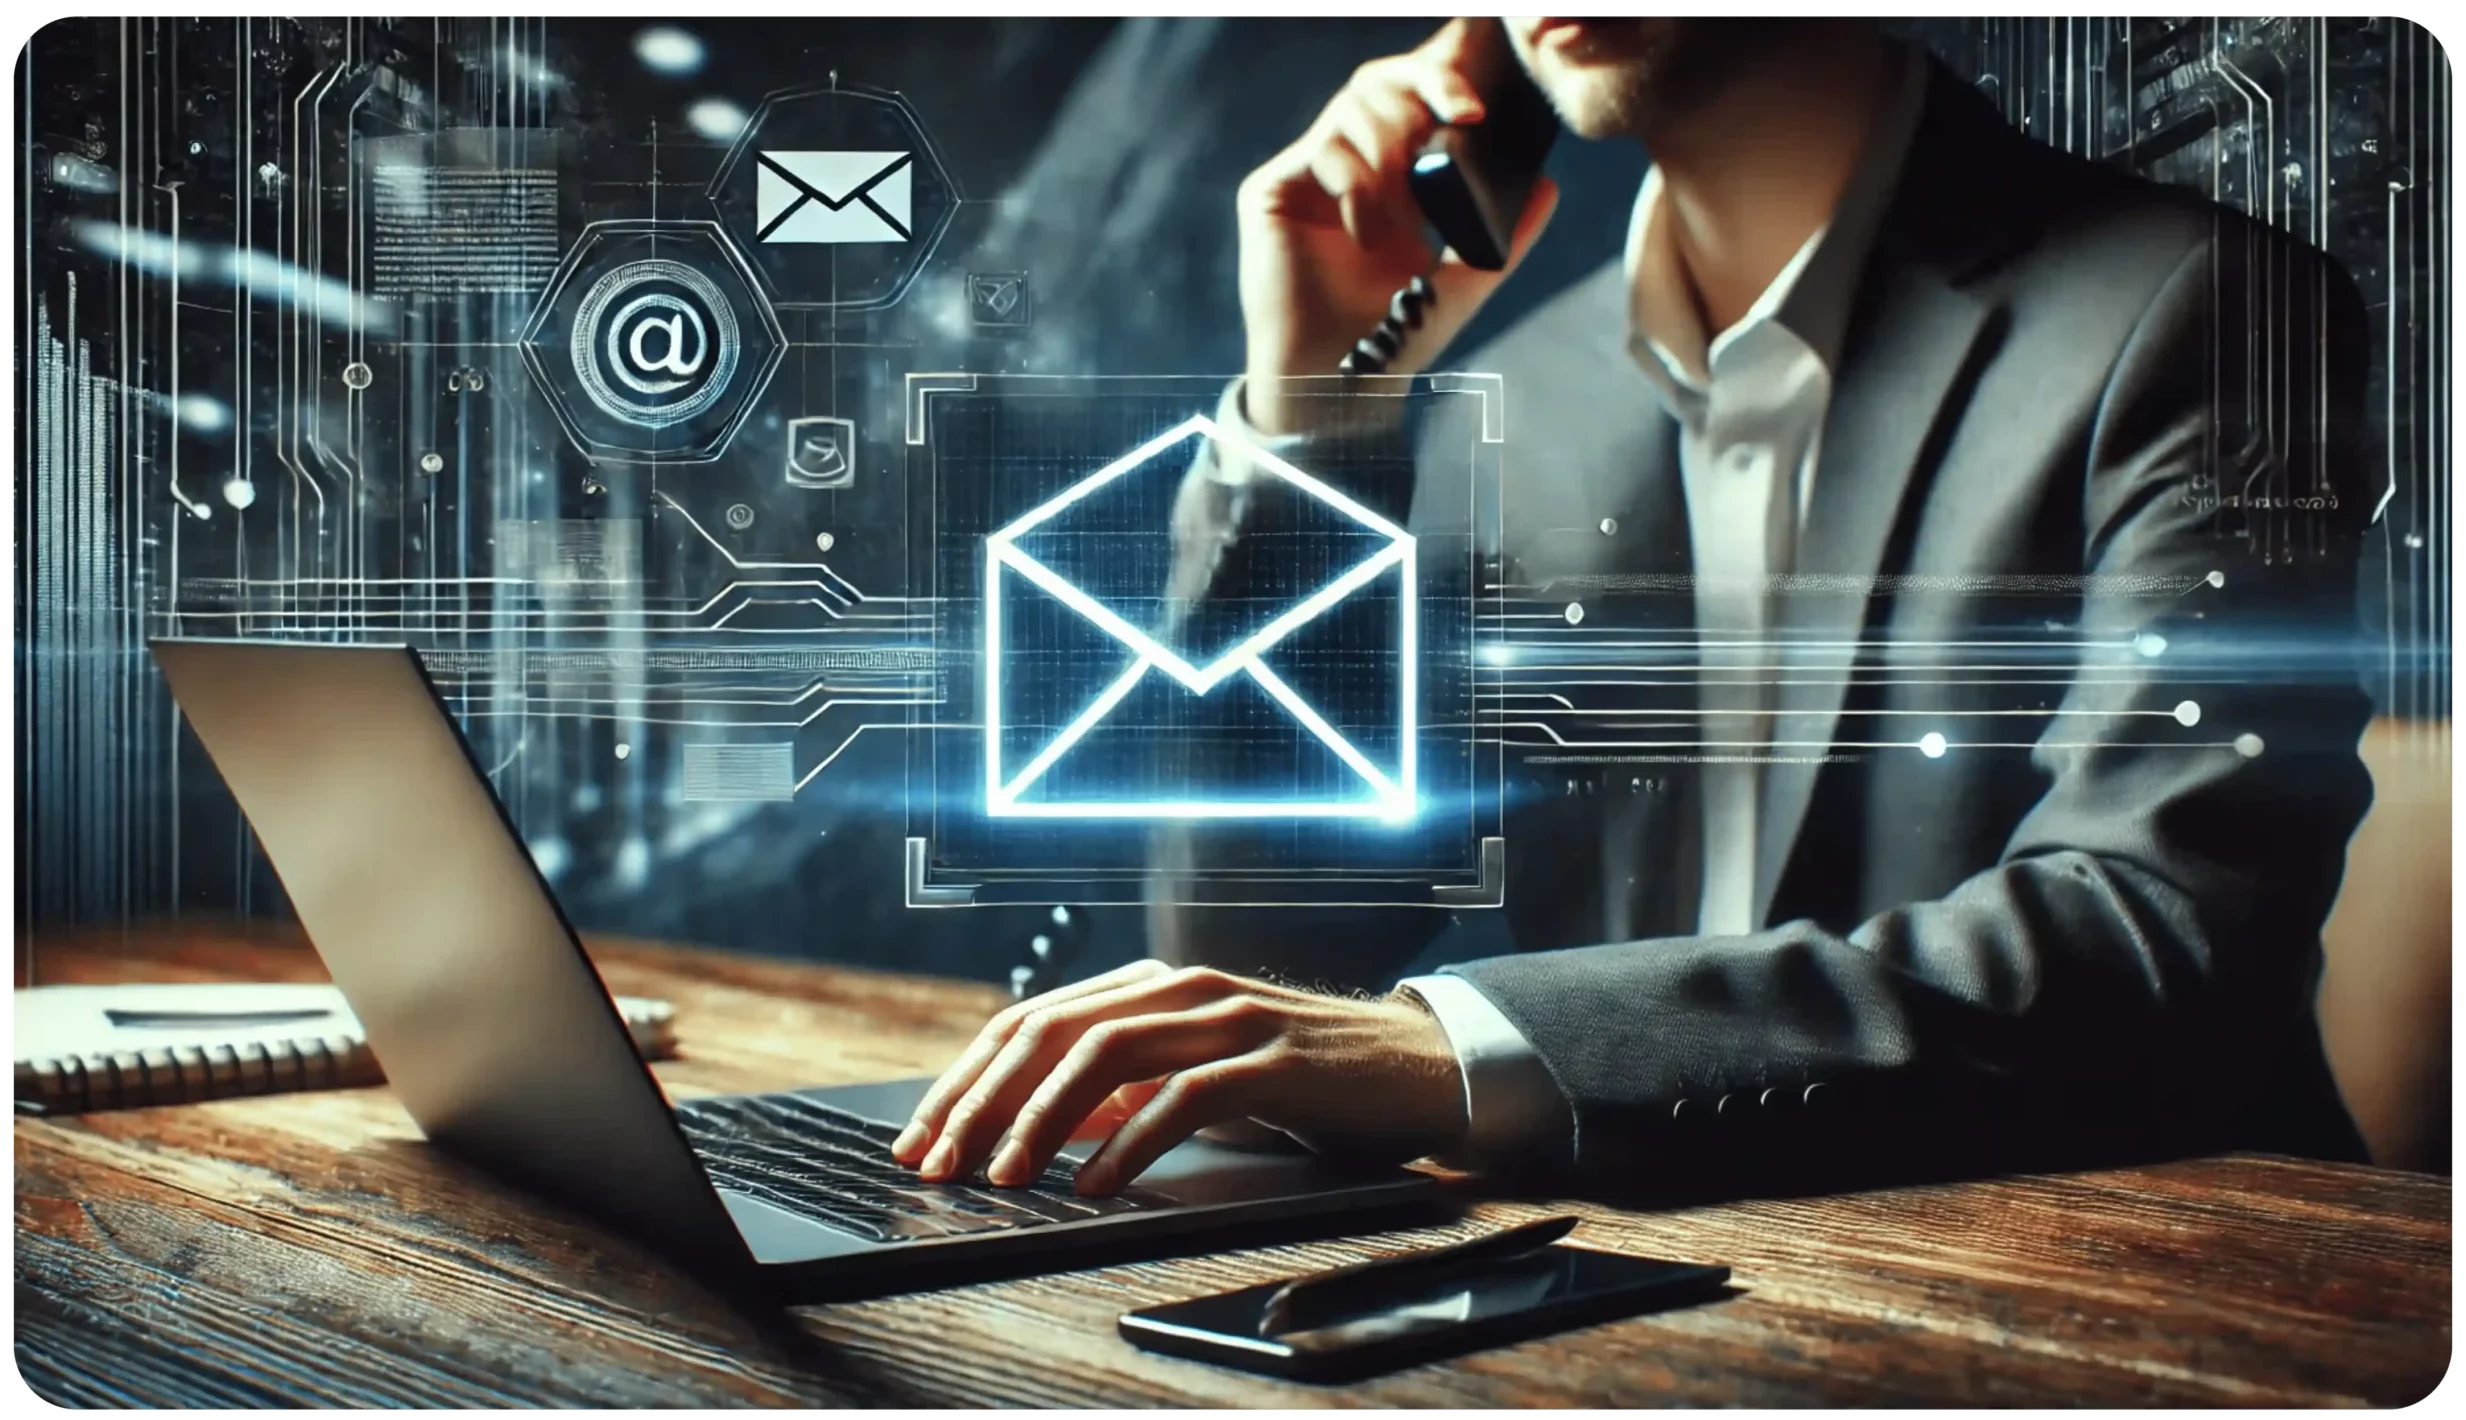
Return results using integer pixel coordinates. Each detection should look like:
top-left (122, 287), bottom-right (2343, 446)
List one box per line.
top-left (1625, 40), bottom-right (1931, 405)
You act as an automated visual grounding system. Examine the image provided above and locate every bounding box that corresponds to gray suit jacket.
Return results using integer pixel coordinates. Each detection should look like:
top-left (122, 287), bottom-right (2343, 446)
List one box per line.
top-left (1155, 64), bottom-right (2373, 1188)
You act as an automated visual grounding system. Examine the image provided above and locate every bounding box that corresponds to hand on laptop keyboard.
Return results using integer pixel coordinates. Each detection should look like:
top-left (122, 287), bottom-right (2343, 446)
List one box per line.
top-left (677, 1093), bottom-right (1157, 1245)
top-left (889, 961), bottom-right (1470, 1196)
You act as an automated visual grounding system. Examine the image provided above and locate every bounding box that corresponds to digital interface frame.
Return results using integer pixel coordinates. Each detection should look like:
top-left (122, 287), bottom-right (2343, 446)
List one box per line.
top-left (11, 17), bottom-right (2450, 981)
top-left (904, 373), bottom-right (1507, 908)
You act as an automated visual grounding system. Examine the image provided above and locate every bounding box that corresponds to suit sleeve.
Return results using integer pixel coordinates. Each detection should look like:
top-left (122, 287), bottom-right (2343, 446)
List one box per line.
top-left (1446, 227), bottom-right (2375, 1183)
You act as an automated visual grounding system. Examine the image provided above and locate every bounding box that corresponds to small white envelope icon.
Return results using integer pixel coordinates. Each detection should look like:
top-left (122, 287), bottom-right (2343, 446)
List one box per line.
top-left (984, 414), bottom-right (1416, 820)
top-left (756, 151), bottom-right (913, 244)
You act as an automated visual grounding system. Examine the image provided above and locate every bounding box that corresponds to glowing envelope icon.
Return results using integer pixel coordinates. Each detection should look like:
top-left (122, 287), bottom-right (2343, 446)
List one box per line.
top-left (983, 415), bottom-right (1416, 820)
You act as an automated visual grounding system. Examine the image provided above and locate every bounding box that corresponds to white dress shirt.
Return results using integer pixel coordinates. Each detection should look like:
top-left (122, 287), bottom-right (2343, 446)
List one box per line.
top-left (1219, 45), bottom-right (1930, 1165)
top-left (1635, 160), bottom-right (1832, 941)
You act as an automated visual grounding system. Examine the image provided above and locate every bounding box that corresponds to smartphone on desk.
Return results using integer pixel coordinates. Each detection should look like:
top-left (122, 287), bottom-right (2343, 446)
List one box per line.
top-left (1119, 1242), bottom-right (1731, 1382)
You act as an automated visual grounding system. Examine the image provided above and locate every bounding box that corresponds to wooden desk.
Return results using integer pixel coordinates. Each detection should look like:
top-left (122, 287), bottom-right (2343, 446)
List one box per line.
top-left (15, 924), bottom-right (2451, 1406)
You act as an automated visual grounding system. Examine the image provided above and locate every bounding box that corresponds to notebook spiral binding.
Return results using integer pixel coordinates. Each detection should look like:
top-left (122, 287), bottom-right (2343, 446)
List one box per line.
top-left (22, 1033), bottom-right (379, 1114)
top-left (17, 995), bottom-right (675, 1115)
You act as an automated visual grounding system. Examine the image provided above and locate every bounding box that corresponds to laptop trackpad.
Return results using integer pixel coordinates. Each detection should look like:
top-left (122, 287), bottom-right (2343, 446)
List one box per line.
top-left (720, 1188), bottom-right (883, 1265)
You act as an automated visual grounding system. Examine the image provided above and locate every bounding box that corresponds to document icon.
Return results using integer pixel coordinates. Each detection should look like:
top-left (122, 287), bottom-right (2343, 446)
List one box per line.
top-left (755, 151), bottom-right (913, 244)
top-left (785, 415), bottom-right (854, 488)
top-left (984, 415), bottom-right (1416, 820)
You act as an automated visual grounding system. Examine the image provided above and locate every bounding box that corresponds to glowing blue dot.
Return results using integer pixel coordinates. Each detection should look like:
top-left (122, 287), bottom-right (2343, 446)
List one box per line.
top-left (614, 742), bottom-right (631, 761)
top-left (221, 478), bottom-right (256, 510)
top-left (2134, 631), bottom-right (2168, 658)
top-left (2206, 570), bottom-right (2226, 589)
top-left (2174, 700), bottom-right (2201, 727)
top-left (2234, 733), bottom-right (2264, 759)
top-left (1564, 603), bottom-right (1585, 626)
top-left (529, 837), bottom-right (571, 881)
top-left (634, 26), bottom-right (705, 75)
top-left (178, 394), bottom-right (232, 431)
top-left (1477, 643), bottom-right (1513, 667)
top-left (1919, 732), bottom-right (1948, 758)
top-left (687, 98), bottom-right (748, 142)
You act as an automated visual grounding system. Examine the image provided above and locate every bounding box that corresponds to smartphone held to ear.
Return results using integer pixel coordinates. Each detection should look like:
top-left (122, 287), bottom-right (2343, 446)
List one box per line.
top-left (1336, 20), bottom-right (1561, 377)
top-left (1410, 18), bottom-right (1560, 270)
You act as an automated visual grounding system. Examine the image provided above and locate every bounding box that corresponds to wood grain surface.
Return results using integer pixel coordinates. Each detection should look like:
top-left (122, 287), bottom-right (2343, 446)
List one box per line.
top-left (14, 922), bottom-right (2453, 1406)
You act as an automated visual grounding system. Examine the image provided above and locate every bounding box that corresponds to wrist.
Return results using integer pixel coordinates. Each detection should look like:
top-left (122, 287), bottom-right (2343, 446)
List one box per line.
top-left (1384, 985), bottom-right (1471, 1147)
top-left (1238, 366), bottom-right (1318, 439)
top-left (1239, 369), bottom-right (1412, 442)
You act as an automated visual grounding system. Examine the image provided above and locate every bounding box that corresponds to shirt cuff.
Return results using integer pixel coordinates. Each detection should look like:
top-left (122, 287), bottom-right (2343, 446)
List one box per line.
top-left (1206, 377), bottom-right (1310, 487)
top-left (1399, 973), bottom-right (1572, 1167)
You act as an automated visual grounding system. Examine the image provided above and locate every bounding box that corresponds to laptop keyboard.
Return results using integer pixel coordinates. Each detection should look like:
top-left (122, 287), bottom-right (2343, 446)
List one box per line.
top-left (673, 1092), bottom-right (1161, 1245)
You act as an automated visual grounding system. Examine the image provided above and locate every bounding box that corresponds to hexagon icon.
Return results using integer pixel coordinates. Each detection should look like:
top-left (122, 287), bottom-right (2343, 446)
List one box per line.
top-left (706, 83), bottom-right (959, 310)
top-left (518, 220), bottom-right (785, 465)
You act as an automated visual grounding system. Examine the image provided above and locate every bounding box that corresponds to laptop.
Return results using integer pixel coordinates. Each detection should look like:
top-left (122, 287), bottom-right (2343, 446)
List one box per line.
top-left (149, 638), bottom-right (1440, 1302)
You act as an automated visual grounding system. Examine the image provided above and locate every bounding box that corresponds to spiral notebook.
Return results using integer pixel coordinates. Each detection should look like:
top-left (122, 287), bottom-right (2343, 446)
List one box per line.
top-left (15, 982), bottom-right (678, 1115)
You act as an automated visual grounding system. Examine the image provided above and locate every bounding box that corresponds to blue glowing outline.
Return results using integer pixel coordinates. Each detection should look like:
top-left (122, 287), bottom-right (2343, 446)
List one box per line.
top-left (983, 414), bottom-right (1416, 821)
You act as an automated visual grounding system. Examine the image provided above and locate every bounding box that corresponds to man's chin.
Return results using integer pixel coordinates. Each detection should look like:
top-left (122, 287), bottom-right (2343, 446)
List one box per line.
top-left (1532, 66), bottom-right (1651, 141)
top-left (1562, 104), bottom-right (1642, 143)
top-left (1516, 17), bottom-right (1782, 141)
top-left (1519, 23), bottom-right (1665, 139)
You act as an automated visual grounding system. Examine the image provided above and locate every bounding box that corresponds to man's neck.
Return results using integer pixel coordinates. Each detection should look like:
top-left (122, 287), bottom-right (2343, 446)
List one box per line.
top-left (1644, 30), bottom-right (1898, 336)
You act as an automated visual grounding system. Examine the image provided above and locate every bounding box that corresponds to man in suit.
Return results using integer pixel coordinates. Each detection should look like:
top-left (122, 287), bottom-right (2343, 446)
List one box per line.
top-left (890, 17), bottom-right (2372, 1197)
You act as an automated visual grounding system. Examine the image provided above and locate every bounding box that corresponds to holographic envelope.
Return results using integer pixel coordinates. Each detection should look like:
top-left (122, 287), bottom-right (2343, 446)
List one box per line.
top-left (983, 414), bottom-right (1416, 821)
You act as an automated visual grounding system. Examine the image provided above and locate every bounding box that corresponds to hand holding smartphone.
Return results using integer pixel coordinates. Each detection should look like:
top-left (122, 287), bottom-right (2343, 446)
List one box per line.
top-left (1236, 18), bottom-right (1563, 432)
top-left (1406, 18), bottom-right (1561, 271)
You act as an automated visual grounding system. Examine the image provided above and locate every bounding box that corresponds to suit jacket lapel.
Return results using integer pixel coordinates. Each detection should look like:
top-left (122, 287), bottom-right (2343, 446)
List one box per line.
top-left (1599, 407), bottom-right (1697, 940)
top-left (1494, 260), bottom-right (1698, 946)
top-left (1750, 68), bottom-right (2026, 929)
top-left (1500, 262), bottom-right (1689, 582)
